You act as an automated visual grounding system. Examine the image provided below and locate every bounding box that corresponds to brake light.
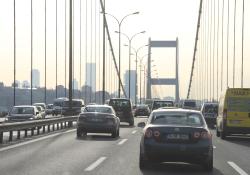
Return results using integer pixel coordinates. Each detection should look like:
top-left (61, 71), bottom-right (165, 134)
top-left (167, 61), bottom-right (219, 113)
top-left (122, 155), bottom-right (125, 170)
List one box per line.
top-left (145, 129), bottom-right (153, 138)
top-left (193, 132), bottom-right (200, 139)
top-left (223, 109), bottom-right (227, 119)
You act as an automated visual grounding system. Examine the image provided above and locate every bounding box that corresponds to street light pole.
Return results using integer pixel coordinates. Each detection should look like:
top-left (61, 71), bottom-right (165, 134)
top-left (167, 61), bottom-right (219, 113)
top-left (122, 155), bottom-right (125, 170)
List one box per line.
top-left (103, 11), bottom-right (139, 98)
top-left (118, 31), bottom-right (145, 99)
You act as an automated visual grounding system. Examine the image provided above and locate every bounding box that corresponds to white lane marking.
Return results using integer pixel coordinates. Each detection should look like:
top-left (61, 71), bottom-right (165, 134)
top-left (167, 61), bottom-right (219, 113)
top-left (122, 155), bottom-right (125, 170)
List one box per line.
top-left (85, 157), bottom-right (107, 171)
top-left (213, 145), bottom-right (216, 149)
top-left (0, 129), bottom-right (76, 152)
top-left (118, 139), bottom-right (128, 145)
top-left (132, 130), bottom-right (137, 134)
top-left (227, 161), bottom-right (249, 175)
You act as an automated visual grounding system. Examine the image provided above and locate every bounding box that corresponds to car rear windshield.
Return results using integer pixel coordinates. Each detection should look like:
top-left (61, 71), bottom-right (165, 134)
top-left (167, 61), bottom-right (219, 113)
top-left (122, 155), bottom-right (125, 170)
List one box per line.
top-left (228, 97), bottom-right (250, 112)
top-left (84, 106), bottom-right (113, 114)
top-left (203, 104), bottom-right (218, 114)
top-left (109, 100), bottom-right (131, 108)
top-left (11, 107), bottom-right (34, 115)
top-left (63, 101), bottom-right (82, 107)
top-left (184, 101), bottom-right (196, 107)
top-left (153, 101), bottom-right (174, 109)
top-left (151, 113), bottom-right (203, 126)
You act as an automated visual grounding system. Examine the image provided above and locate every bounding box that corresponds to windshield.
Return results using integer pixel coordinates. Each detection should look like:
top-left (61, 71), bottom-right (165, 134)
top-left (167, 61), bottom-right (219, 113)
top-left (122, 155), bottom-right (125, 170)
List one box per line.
top-left (153, 101), bottom-right (174, 109)
top-left (84, 106), bottom-right (113, 114)
top-left (184, 101), bottom-right (196, 107)
top-left (11, 107), bottom-right (34, 115)
top-left (203, 104), bottom-right (218, 114)
top-left (63, 101), bottom-right (82, 107)
top-left (151, 113), bottom-right (203, 126)
top-left (109, 100), bottom-right (131, 108)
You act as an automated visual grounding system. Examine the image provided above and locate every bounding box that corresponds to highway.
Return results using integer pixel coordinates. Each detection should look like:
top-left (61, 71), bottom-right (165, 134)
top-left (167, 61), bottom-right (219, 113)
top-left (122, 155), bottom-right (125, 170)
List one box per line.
top-left (0, 117), bottom-right (249, 175)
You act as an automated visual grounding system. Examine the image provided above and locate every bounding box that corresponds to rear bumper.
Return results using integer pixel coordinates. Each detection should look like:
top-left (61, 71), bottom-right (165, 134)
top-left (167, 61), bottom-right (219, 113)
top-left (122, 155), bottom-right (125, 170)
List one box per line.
top-left (77, 122), bottom-right (117, 133)
top-left (141, 140), bottom-right (212, 163)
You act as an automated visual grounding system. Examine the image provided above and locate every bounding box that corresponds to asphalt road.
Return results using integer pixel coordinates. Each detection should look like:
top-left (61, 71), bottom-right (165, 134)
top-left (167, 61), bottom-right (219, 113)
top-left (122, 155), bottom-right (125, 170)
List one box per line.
top-left (0, 116), bottom-right (250, 175)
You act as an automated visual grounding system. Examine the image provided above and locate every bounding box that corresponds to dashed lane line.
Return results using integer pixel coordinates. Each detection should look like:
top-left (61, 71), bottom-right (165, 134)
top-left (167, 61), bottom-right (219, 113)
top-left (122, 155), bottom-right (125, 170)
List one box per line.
top-left (117, 139), bottom-right (128, 145)
top-left (227, 161), bottom-right (249, 175)
top-left (85, 157), bottom-right (107, 171)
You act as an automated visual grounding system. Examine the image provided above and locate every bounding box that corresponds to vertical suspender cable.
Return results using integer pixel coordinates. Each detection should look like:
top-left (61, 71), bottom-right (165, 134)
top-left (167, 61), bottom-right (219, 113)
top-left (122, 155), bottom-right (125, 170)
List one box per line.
top-left (94, 0), bottom-right (97, 102)
top-left (31, 0), bottom-right (33, 105)
top-left (102, 0), bottom-right (106, 104)
top-left (241, 0), bottom-right (244, 88)
top-left (85, 0), bottom-right (88, 101)
top-left (233, 0), bottom-right (236, 88)
top-left (45, 0), bottom-right (47, 103)
top-left (79, 0), bottom-right (82, 99)
top-left (72, 0), bottom-right (75, 97)
top-left (90, 0), bottom-right (93, 102)
top-left (14, 0), bottom-right (16, 106)
top-left (98, 3), bottom-right (101, 102)
top-left (221, 0), bottom-right (225, 91)
top-left (212, 0), bottom-right (216, 101)
top-left (216, 0), bottom-right (220, 100)
top-left (56, 0), bottom-right (58, 98)
top-left (65, 0), bottom-right (67, 97)
top-left (226, 0), bottom-right (230, 88)
top-left (209, 0), bottom-right (212, 101)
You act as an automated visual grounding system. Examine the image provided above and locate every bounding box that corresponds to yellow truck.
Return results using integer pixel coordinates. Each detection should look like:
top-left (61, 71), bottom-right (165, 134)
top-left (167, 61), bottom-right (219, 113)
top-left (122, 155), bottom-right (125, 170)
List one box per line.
top-left (216, 88), bottom-right (250, 139)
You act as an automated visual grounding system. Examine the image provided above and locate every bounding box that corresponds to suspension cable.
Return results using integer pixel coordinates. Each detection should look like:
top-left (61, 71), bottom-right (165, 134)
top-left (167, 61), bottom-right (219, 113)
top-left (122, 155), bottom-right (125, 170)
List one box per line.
top-left (241, 0), bottom-right (245, 88)
top-left (233, 0), bottom-right (236, 88)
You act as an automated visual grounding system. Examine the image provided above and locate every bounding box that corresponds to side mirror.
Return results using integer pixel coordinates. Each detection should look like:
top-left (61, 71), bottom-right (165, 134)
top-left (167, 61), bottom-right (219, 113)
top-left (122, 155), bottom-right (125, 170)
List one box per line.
top-left (137, 122), bottom-right (146, 128)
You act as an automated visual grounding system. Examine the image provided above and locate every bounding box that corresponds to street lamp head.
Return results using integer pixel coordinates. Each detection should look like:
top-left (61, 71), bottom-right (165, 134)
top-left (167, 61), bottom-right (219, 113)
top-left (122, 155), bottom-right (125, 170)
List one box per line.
top-left (133, 11), bottom-right (140, 15)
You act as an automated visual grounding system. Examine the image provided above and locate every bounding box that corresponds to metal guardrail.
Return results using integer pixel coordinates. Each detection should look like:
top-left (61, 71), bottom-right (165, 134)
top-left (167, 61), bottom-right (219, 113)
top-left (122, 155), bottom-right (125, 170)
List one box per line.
top-left (0, 116), bottom-right (78, 144)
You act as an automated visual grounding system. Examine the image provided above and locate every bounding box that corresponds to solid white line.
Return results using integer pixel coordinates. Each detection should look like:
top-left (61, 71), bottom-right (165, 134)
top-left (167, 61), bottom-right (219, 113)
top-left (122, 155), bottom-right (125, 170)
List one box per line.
top-left (118, 139), bottom-right (128, 145)
top-left (227, 161), bottom-right (249, 175)
top-left (132, 130), bottom-right (137, 134)
top-left (0, 129), bottom-right (76, 152)
top-left (85, 157), bottom-right (107, 171)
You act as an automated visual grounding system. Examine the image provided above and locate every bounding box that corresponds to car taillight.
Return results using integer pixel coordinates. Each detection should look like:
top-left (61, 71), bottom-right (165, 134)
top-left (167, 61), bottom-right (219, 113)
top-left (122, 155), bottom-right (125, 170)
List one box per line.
top-left (153, 130), bottom-right (161, 138)
top-left (223, 109), bottom-right (227, 119)
top-left (145, 129), bottom-right (153, 138)
top-left (193, 131), bottom-right (212, 140)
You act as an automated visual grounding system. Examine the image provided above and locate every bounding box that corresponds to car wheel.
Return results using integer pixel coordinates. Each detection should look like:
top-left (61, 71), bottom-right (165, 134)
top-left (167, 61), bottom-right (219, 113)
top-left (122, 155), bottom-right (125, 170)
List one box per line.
top-left (216, 127), bottom-right (220, 137)
top-left (76, 129), bottom-right (82, 138)
top-left (220, 131), bottom-right (227, 140)
top-left (139, 153), bottom-right (149, 169)
top-left (111, 130), bottom-right (117, 138)
top-left (129, 120), bottom-right (134, 126)
top-left (117, 129), bottom-right (120, 137)
top-left (203, 156), bottom-right (213, 172)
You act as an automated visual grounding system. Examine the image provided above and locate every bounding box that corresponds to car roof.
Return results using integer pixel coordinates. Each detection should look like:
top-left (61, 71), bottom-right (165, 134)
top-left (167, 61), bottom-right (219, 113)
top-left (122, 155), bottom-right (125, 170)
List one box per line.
top-left (152, 108), bottom-right (201, 114)
top-left (13, 105), bottom-right (36, 108)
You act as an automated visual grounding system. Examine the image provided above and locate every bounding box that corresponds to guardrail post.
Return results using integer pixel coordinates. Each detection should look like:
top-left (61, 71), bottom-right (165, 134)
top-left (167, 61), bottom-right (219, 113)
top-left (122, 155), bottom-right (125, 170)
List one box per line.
top-left (57, 123), bottom-right (59, 130)
top-left (37, 127), bottom-right (40, 135)
top-left (17, 130), bottom-right (20, 139)
top-left (48, 125), bottom-right (50, 132)
top-left (0, 132), bottom-right (3, 144)
top-left (9, 131), bottom-right (13, 142)
top-left (68, 121), bottom-right (73, 127)
top-left (43, 125), bottom-right (45, 133)
top-left (31, 129), bottom-right (34, 136)
top-left (61, 122), bottom-right (63, 129)
top-left (52, 124), bottom-right (55, 131)
top-left (64, 121), bottom-right (66, 128)
top-left (24, 129), bottom-right (28, 137)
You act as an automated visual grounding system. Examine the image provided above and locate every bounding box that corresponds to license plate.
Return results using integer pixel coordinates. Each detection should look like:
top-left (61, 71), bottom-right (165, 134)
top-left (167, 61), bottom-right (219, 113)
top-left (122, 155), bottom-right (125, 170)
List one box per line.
top-left (167, 134), bottom-right (189, 140)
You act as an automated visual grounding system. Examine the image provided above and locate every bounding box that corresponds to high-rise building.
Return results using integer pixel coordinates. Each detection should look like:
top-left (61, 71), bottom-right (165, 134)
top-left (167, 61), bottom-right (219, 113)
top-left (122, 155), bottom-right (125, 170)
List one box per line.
top-left (86, 63), bottom-right (96, 92)
top-left (73, 78), bottom-right (79, 90)
top-left (124, 70), bottom-right (136, 103)
top-left (32, 69), bottom-right (40, 88)
top-left (22, 80), bottom-right (30, 88)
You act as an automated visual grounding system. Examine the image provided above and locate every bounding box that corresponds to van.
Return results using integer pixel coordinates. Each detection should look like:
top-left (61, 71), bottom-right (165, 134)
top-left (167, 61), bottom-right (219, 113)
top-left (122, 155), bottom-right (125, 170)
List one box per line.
top-left (151, 100), bottom-right (174, 111)
top-left (53, 98), bottom-right (68, 115)
top-left (216, 88), bottom-right (250, 139)
top-left (61, 99), bottom-right (85, 116)
top-left (108, 98), bottom-right (134, 126)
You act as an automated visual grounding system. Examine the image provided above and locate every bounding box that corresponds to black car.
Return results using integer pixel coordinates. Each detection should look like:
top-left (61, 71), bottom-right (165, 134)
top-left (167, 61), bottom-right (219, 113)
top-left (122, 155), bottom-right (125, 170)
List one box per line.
top-left (77, 105), bottom-right (120, 138)
top-left (201, 102), bottom-right (218, 128)
top-left (108, 98), bottom-right (134, 126)
top-left (61, 99), bottom-right (85, 116)
top-left (151, 100), bottom-right (174, 111)
top-left (134, 104), bottom-right (150, 117)
top-left (139, 108), bottom-right (213, 171)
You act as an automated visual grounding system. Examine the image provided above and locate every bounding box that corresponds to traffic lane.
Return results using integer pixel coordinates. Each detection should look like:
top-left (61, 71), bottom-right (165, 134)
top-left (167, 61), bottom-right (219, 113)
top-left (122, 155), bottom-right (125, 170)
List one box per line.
top-left (212, 129), bottom-right (250, 174)
top-left (0, 117), bottom-right (146, 175)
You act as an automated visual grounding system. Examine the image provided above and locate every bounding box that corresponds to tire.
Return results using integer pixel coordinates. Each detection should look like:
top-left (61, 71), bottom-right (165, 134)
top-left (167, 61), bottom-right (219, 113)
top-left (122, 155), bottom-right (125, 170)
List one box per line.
top-left (111, 130), bottom-right (117, 138)
top-left (139, 153), bottom-right (149, 170)
top-left (76, 129), bottom-right (82, 138)
top-left (203, 156), bottom-right (213, 172)
top-left (129, 120), bottom-right (134, 126)
top-left (216, 127), bottom-right (220, 137)
top-left (220, 131), bottom-right (226, 140)
top-left (117, 129), bottom-right (120, 137)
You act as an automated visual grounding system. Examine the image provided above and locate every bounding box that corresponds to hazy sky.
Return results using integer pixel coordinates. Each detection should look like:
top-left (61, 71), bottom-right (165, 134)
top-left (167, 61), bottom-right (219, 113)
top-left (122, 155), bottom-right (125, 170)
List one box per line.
top-left (0, 0), bottom-right (249, 99)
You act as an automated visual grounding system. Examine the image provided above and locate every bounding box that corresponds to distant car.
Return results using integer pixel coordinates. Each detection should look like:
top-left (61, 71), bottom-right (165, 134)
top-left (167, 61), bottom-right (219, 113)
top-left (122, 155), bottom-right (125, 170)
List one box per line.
top-left (45, 104), bottom-right (54, 115)
top-left (108, 98), bottom-right (134, 126)
top-left (134, 104), bottom-right (150, 117)
top-left (180, 99), bottom-right (197, 110)
top-left (151, 100), bottom-right (174, 111)
top-left (77, 105), bottom-right (120, 138)
top-left (33, 103), bottom-right (46, 111)
top-left (53, 98), bottom-right (69, 115)
top-left (61, 99), bottom-right (85, 116)
top-left (0, 111), bottom-right (8, 123)
top-left (34, 106), bottom-right (46, 119)
top-left (139, 108), bottom-right (213, 171)
top-left (201, 103), bottom-right (218, 128)
top-left (7, 105), bottom-right (42, 122)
